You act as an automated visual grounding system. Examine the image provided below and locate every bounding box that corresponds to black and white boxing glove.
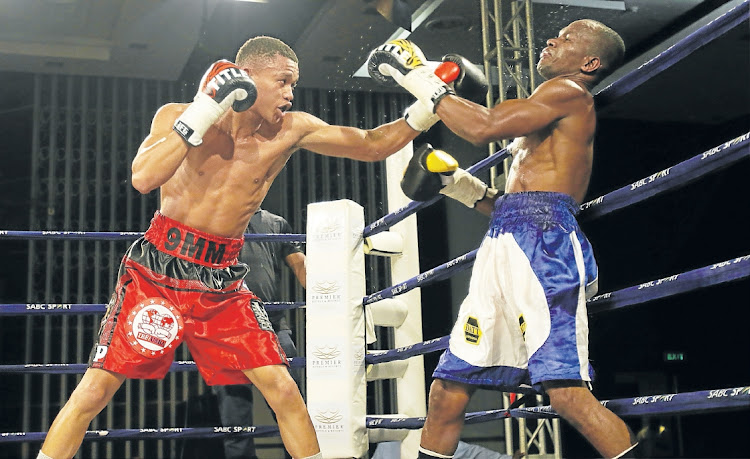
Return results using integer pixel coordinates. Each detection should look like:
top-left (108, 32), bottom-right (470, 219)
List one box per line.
top-left (401, 59), bottom-right (464, 132)
top-left (367, 39), bottom-right (455, 113)
top-left (173, 60), bottom-right (257, 147)
top-left (400, 144), bottom-right (496, 207)
top-left (440, 54), bottom-right (489, 104)
top-left (401, 143), bottom-right (458, 201)
top-left (401, 144), bottom-right (498, 207)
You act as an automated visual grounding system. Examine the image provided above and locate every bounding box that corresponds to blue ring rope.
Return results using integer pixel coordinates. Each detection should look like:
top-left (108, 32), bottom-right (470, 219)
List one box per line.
top-left (1, 386), bottom-right (746, 443)
top-left (0, 231), bottom-right (306, 242)
top-left (580, 132), bottom-right (749, 220)
top-left (594, 0), bottom-right (750, 108)
top-left (0, 301), bottom-right (303, 316)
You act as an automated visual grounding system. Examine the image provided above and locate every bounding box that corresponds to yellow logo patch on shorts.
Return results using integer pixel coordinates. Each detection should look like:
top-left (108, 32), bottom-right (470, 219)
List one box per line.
top-left (464, 316), bottom-right (482, 344)
top-left (519, 314), bottom-right (527, 340)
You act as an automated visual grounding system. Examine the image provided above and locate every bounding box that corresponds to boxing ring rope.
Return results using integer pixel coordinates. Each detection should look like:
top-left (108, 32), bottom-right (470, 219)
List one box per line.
top-left (594, 0), bottom-right (749, 108)
top-left (363, 126), bottom-right (747, 238)
top-left (2, 4), bottom-right (749, 456)
top-left (2, 386), bottom-right (747, 443)
top-left (2, 385), bottom-right (747, 443)
top-left (363, 150), bottom-right (510, 237)
top-left (580, 132), bottom-right (749, 221)
top-left (0, 231), bottom-right (306, 242)
top-left (0, 301), bottom-right (304, 316)
top-left (367, 386), bottom-right (750, 428)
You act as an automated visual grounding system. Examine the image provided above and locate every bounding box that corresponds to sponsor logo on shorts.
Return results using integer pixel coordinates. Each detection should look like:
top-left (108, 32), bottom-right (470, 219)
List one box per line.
top-left (464, 316), bottom-right (482, 345)
top-left (518, 314), bottom-right (527, 340)
top-left (92, 345), bottom-right (108, 362)
top-left (163, 227), bottom-right (226, 264)
top-left (126, 299), bottom-right (184, 358)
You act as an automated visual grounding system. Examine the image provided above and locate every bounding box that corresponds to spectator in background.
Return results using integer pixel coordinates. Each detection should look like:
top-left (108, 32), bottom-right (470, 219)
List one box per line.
top-left (213, 208), bottom-right (306, 459)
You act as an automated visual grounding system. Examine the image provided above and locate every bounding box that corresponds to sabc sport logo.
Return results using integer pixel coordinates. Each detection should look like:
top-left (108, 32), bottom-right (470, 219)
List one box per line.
top-left (126, 299), bottom-right (184, 358)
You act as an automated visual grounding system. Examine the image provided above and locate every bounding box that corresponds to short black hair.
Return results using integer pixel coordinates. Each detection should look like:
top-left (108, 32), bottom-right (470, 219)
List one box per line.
top-left (235, 36), bottom-right (298, 68)
top-left (576, 19), bottom-right (626, 81)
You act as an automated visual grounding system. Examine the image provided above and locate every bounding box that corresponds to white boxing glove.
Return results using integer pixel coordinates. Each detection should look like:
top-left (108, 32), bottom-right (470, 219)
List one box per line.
top-left (367, 39), bottom-right (454, 112)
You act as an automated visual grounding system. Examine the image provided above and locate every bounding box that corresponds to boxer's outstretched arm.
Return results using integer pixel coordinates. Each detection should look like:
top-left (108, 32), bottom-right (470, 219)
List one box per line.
top-left (294, 111), bottom-right (420, 162)
top-left (131, 104), bottom-right (191, 194)
top-left (435, 78), bottom-right (585, 145)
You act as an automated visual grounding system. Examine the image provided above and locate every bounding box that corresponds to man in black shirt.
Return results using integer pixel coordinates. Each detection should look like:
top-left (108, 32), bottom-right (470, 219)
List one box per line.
top-left (213, 208), bottom-right (306, 459)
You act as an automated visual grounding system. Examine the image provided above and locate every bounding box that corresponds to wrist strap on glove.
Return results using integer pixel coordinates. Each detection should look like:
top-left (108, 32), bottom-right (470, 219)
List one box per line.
top-left (404, 101), bottom-right (439, 132)
top-left (439, 168), bottom-right (495, 208)
top-left (173, 93), bottom-right (226, 146)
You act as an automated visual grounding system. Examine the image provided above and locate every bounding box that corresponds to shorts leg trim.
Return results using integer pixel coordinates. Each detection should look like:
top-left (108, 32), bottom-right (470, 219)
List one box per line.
top-left (432, 349), bottom-right (536, 393)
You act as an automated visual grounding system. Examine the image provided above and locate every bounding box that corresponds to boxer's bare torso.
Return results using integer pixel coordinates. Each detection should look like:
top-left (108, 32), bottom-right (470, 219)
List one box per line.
top-left (505, 77), bottom-right (596, 204)
top-left (132, 54), bottom-right (418, 238)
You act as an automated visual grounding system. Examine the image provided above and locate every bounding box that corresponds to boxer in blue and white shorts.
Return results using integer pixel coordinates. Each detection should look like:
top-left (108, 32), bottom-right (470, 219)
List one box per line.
top-left (434, 191), bottom-right (598, 392)
top-left (389, 20), bottom-right (641, 459)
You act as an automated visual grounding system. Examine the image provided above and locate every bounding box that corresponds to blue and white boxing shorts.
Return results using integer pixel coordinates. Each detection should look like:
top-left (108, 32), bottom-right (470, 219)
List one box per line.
top-left (433, 191), bottom-right (598, 393)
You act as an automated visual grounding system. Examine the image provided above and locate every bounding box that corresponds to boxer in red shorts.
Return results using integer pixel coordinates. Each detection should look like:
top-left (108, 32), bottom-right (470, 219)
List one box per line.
top-left (90, 212), bottom-right (287, 385)
top-left (38, 36), bottom-right (425, 459)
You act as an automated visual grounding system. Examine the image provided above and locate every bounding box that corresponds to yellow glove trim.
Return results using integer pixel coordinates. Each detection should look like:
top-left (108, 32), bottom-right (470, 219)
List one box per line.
top-left (425, 150), bottom-right (459, 174)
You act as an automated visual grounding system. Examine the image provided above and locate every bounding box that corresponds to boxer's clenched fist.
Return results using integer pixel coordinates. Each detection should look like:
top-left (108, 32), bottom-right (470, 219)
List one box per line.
top-left (173, 60), bottom-right (257, 147)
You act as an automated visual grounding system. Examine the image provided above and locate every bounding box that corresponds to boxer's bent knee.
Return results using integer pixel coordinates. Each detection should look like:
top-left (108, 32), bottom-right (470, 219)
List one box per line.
top-left (70, 370), bottom-right (123, 413)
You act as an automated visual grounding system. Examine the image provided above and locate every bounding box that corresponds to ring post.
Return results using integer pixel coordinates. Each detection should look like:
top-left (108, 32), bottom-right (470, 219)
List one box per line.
top-left (384, 142), bottom-right (428, 457)
top-left (306, 200), bottom-right (368, 458)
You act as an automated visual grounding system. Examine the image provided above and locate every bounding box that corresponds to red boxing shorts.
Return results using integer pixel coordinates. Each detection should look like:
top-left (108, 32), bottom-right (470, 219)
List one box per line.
top-left (89, 212), bottom-right (287, 385)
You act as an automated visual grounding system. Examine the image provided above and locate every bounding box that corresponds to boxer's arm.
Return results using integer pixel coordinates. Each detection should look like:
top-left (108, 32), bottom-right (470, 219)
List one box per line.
top-left (284, 252), bottom-right (307, 289)
top-left (473, 193), bottom-right (500, 216)
top-left (435, 78), bottom-right (586, 145)
top-left (293, 111), bottom-right (419, 162)
top-left (131, 104), bottom-right (192, 194)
